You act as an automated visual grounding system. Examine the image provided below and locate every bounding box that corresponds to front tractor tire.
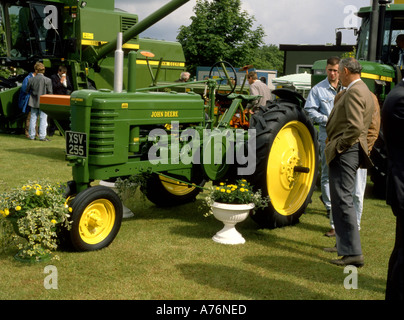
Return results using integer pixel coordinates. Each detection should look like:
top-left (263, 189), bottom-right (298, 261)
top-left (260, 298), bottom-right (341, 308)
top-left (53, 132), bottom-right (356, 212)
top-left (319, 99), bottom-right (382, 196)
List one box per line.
top-left (248, 98), bottom-right (318, 228)
top-left (68, 186), bottom-right (123, 251)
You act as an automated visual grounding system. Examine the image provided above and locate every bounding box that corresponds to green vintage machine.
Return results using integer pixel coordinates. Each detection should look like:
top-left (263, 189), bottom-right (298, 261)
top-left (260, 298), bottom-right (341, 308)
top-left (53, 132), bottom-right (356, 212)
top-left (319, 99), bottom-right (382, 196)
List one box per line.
top-left (51, 55), bottom-right (319, 252)
top-left (311, 0), bottom-right (404, 197)
top-left (37, 0), bottom-right (319, 252)
top-left (1, 0), bottom-right (320, 252)
top-left (0, 0), bottom-right (187, 132)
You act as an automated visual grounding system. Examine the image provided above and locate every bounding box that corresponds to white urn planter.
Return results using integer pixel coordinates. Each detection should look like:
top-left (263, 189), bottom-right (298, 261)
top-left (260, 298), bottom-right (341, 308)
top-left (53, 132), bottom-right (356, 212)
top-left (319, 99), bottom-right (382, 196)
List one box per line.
top-left (211, 202), bottom-right (254, 245)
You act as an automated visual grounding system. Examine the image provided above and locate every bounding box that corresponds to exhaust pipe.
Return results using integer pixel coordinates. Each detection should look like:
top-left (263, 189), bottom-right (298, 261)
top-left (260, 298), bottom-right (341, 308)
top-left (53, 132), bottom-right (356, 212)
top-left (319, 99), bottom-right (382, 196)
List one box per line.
top-left (114, 32), bottom-right (124, 93)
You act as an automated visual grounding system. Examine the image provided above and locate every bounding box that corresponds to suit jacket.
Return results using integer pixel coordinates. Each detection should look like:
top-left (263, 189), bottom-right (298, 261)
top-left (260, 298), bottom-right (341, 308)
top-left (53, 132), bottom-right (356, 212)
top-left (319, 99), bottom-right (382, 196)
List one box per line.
top-left (51, 74), bottom-right (72, 95)
top-left (333, 89), bottom-right (380, 153)
top-left (26, 73), bottom-right (53, 109)
top-left (367, 93), bottom-right (381, 153)
top-left (382, 80), bottom-right (404, 215)
top-left (325, 79), bottom-right (375, 168)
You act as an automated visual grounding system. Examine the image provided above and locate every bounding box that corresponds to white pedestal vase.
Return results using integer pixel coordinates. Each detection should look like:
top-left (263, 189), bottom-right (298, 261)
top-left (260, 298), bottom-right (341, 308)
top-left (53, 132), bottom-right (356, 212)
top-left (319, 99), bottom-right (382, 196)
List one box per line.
top-left (99, 180), bottom-right (135, 218)
top-left (211, 202), bottom-right (254, 245)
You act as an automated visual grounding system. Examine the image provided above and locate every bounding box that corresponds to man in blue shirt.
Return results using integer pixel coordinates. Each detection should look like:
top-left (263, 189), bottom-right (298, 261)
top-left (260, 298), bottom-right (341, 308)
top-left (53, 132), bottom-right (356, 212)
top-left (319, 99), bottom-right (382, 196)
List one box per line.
top-left (305, 56), bottom-right (341, 228)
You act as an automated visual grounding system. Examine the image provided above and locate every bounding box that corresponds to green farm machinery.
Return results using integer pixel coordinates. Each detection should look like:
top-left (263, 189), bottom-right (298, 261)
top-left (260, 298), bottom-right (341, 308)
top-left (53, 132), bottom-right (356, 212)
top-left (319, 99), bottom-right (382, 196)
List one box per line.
top-left (3, 0), bottom-right (319, 251)
top-left (312, 0), bottom-right (404, 198)
top-left (0, 0), bottom-right (187, 132)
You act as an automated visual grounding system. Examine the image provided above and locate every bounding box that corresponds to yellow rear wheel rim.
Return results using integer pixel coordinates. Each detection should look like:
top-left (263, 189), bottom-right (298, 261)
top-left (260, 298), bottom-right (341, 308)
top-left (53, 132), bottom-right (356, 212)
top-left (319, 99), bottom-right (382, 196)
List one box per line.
top-left (159, 176), bottom-right (196, 196)
top-left (266, 121), bottom-right (315, 216)
top-left (79, 199), bottom-right (116, 245)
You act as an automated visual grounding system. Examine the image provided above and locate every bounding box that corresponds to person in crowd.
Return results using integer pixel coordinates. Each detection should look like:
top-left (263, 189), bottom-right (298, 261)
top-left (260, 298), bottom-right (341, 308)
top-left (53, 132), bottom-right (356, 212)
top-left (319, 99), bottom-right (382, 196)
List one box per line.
top-left (18, 69), bottom-right (35, 138)
top-left (247, 71), bottom-right (272, 111)
top-left (382, 77), bottom-right (404, 300)
top-left (389, 34), bottom-right (404, 67)
top-left (324, 58), bottom-right (375, 267)
top-left (327, 91), bottom-right (380, 235)
top-left (51, 65), bottom-right (72, 95)
top-left (49, 65), bottom-right (72, 136)
top-left (26, 62), bottom-right (52, 141)
top-left (304, 57), bottom-right (342, 224)
top-left (176, 71), bottom-right (190, 82)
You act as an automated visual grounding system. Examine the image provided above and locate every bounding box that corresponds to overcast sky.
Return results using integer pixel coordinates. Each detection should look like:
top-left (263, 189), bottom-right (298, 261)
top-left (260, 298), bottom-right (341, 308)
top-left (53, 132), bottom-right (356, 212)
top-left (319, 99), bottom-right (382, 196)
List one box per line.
top-left (114, 0), bottom-right (371, 46)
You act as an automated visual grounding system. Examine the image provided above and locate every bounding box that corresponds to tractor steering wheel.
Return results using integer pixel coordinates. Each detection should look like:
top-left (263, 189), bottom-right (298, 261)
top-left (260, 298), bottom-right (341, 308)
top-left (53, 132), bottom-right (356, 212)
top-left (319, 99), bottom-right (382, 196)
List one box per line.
top-left (208, 61), bottom-right (237, 97)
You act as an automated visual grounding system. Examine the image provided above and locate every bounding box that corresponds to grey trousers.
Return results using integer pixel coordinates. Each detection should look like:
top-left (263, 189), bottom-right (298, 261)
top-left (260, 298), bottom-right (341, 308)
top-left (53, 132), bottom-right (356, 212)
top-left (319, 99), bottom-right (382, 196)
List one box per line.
top-left (329, 143), bottom-right (362, 256)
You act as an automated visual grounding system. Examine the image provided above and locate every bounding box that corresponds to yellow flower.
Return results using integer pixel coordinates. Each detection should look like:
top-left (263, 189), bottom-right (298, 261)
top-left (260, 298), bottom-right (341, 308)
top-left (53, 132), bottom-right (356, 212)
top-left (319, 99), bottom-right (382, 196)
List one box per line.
top-left (226, 190), bottom-right (231, 193)
top-left (15, 206), bottom-right (21, 211)
top-left (216, 187), bottom-right (220, 190)
top-left (68, 207), bottom-right (73, 213)
top-left (220, 182), bottom-right (225, 186)
top-left (51, 219), bottom-right (57, 224)
top-left (4, 208), bottom-right (9, 216)
top-left (35, 189), bottom-right (43, 196)
top-left (220, 189), bottom-right (225, 193)
top-left (240, 188), bottom-right (245, 192)
top-left (241, 179), bottom-right (247, 182)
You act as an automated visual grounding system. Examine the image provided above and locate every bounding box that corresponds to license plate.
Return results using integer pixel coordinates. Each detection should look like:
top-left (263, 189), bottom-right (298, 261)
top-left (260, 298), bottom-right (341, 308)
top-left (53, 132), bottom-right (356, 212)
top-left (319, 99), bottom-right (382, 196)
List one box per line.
top-left (66, 131), bottom-right (87, 157)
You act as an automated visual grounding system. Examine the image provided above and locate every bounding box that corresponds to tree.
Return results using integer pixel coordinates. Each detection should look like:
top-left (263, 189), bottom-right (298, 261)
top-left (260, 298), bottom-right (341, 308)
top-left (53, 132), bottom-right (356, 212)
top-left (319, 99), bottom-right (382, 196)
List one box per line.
top-left (177, 0), bottom-right (265, 75)
top-left (251, 45), bottom-right (284, 76)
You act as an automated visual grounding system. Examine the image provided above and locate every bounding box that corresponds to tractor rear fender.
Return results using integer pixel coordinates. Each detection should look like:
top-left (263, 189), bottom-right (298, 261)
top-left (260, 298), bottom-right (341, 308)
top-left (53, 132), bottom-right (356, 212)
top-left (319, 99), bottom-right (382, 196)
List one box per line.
top-left (271, 88), bottom-right (306, 108)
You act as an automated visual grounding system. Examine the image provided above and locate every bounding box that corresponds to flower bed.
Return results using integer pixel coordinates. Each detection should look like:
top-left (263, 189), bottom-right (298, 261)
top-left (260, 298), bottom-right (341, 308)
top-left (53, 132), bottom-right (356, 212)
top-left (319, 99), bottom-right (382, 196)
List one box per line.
top-left (0, 180), bottom-right (71, 262)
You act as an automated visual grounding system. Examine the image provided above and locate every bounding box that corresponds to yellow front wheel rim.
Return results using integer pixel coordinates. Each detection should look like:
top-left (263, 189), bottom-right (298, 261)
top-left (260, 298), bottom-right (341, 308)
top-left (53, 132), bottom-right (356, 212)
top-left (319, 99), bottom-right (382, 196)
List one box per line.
top-left (159, 176), bottom-right (196, 196)
top-left (267, 121), bottom-right (316, 216)
top-left (79, 199), bottom-right (116, 245)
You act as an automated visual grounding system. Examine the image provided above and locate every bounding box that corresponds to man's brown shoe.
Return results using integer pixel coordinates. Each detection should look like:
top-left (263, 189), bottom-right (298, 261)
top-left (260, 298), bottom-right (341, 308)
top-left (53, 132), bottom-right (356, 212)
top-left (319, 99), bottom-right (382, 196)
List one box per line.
top-left (330, 255), bottom-right (364, 267)
top-left (324, 229), bottom-right (335, 237)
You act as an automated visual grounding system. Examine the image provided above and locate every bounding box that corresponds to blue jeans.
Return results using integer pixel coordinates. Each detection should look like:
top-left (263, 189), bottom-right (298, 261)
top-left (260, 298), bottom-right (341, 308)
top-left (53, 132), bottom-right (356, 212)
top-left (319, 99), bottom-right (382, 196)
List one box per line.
top-left (319, 138), bottom-right (331, 212)
top-left (29, 108), bottom-right (48, 140)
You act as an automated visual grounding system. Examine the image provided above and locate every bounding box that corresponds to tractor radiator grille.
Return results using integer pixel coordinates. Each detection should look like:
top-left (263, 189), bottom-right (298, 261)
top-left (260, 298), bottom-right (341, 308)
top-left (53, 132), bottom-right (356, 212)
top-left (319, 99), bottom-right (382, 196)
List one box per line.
top-left (89, 109), bottom-right (118, 156)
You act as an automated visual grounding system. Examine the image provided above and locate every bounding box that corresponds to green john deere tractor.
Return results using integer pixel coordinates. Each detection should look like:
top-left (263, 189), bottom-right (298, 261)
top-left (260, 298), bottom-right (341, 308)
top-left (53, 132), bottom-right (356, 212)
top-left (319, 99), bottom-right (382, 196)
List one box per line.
top-left (312, 0), bottom-right (404, 198)
top-left (3, 0), bottom-right (320, 252)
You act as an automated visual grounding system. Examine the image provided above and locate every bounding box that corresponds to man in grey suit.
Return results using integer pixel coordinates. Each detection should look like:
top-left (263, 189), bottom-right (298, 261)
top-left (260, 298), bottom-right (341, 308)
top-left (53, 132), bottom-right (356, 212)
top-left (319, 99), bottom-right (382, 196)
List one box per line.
top-left (26, 62), bottom-right (52, 141)
top-left (325, 58), bottom-right (375, 267)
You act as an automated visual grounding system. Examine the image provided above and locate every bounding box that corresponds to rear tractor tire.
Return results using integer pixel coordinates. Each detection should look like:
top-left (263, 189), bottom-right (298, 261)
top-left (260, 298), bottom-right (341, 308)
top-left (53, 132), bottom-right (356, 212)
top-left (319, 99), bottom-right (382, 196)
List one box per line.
top-left (142, 174), bottom-right (202, 207)
top-left (247, 98), bottom-right (318, 228)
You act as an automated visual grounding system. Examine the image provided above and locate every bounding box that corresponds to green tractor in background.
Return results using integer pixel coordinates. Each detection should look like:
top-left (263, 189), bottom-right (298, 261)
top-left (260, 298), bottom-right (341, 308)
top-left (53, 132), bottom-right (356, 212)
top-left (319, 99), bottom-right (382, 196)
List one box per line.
top-left (0, 0), bottom-right (187, 132)
top-left (312, 0), bottom-right (404, 198)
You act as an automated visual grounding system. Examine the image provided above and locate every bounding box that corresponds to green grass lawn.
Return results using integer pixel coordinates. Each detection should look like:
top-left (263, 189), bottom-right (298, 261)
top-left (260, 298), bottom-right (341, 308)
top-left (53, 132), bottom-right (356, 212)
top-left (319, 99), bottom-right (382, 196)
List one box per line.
top-left (0, 132), bottom-right (396, 300)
